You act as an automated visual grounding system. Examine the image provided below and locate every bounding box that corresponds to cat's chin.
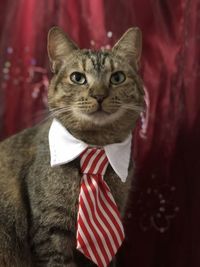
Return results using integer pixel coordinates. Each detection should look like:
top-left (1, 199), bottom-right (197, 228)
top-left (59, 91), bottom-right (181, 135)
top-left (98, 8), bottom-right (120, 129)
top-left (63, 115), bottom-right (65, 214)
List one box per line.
top-left (73, 108), bottom-right (125, 126)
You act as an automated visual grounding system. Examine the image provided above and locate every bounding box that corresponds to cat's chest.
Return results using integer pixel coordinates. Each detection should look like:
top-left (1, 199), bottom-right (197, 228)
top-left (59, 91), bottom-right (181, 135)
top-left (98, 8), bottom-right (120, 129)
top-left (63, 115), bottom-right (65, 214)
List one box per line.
top-left (27, 156), bottom-right (130, 231)
top-left (28, 158), bottom-right (82, 205)
top-left (34, 159), bottom-right (120, 204)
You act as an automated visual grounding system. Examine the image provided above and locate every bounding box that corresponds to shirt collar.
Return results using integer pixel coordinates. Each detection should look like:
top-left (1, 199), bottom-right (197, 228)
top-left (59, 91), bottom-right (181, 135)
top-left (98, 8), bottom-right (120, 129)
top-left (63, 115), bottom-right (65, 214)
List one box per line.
top-left (49, 119), bottom-right (132, 182)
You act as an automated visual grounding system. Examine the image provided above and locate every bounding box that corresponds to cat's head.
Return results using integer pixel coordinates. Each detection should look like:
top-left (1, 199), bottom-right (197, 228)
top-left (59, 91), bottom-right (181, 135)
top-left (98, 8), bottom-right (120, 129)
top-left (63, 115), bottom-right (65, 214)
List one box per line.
top-left (47, 26), bottom-right (144, 144)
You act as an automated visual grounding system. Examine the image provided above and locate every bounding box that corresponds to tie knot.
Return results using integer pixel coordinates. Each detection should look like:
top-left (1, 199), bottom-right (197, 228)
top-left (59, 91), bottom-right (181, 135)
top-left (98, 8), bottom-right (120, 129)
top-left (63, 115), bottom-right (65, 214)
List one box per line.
top-left (80, 148), bottom-right (109, 175)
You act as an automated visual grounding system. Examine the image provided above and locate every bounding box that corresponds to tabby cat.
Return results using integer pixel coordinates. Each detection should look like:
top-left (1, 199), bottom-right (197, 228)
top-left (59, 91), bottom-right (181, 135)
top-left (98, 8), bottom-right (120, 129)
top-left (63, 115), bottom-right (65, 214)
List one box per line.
top-left (0, 26), bottom-right (144, 266)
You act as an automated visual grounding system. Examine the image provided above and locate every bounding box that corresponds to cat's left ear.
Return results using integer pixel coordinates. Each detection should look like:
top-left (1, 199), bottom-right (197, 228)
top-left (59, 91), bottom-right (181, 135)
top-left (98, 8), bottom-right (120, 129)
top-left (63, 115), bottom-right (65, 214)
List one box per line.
top-left (112, 27), bottom-right (142, 70)
top-left (47, 26), bottom-right (78, 73)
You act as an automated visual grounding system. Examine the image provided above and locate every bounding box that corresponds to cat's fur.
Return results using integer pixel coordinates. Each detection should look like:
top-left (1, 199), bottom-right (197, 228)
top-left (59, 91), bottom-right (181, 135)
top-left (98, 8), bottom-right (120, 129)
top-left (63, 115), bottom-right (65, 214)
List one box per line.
top-left (0, 27), bottom-right (144, 266)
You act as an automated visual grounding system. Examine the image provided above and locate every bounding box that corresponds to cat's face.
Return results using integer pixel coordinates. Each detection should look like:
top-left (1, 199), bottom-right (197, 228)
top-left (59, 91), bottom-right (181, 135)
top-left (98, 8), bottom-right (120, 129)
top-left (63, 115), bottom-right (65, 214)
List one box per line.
top-left (47, 27), bottom-right (144, 135)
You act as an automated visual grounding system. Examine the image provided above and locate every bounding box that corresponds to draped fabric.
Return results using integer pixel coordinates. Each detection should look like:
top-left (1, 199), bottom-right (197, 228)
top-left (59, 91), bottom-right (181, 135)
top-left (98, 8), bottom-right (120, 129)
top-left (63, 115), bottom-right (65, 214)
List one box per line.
top-left (0, 0), bottom-right (200, 266)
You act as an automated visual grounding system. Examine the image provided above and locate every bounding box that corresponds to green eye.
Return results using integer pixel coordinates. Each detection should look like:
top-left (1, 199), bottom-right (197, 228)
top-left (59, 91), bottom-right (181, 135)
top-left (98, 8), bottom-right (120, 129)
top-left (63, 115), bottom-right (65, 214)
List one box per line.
top-left (110, 71), bottom-right (126, 85)
top-left (70, 72), bottom-right (87, 85)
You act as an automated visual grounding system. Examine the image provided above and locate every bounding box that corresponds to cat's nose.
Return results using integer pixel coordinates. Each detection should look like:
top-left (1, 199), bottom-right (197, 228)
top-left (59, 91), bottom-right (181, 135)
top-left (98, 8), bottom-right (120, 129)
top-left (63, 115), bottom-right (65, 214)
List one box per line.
top-left (89, 88), bottom-right (108, 103)
top-left (93, 95), bottom-right (106, 104)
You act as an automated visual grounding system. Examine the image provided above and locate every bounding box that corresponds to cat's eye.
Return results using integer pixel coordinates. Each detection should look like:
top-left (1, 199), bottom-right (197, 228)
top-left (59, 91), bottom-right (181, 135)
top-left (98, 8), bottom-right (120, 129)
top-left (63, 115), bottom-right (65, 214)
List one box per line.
top-left (110, 71), bottom-right (126, 85)
top-left (70, 72), bottom-right (87, 85)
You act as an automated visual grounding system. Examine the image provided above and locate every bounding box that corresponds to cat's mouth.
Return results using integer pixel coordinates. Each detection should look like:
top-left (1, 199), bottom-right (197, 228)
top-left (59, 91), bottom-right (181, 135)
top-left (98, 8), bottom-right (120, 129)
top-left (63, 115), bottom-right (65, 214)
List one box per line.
top-left (72, 102), bottom-right (125, 126)
top-left (90, 110), bottom-right (110, 118)
top-left (94, 103), bottom-right (110, 114)
top-left (87, 107), bottom-right (124, 126)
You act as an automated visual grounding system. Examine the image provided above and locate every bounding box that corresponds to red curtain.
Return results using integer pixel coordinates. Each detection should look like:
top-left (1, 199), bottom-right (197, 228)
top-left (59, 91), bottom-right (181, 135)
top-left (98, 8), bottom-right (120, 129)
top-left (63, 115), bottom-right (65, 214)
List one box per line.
top-left (0, 0), bottom-right (200, 266)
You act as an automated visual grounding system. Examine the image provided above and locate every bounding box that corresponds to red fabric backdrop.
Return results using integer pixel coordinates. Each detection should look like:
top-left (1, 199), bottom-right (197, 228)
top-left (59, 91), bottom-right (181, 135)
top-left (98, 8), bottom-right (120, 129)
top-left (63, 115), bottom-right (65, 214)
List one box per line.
top-left (0, 0), bottom-right (200, 266)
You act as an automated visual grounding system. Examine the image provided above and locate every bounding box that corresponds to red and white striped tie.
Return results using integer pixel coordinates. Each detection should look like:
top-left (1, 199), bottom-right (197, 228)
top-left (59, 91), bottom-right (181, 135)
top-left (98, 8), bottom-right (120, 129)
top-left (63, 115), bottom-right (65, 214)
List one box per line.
top-left (76, 148), bottom-right (125, 267)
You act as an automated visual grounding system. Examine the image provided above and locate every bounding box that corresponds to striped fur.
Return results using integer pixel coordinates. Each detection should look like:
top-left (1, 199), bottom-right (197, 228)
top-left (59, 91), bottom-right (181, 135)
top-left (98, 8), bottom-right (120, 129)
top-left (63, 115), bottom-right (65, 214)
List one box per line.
top-left (48, 27), bottom-right (144, 146)
top-left (0, 27), bottom-right (144, 266)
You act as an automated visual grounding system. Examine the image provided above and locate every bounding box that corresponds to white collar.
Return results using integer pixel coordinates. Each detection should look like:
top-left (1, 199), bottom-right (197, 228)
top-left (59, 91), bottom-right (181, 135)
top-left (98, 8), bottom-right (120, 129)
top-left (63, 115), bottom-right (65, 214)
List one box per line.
top-left (48, 119), bottom-right (132, 182)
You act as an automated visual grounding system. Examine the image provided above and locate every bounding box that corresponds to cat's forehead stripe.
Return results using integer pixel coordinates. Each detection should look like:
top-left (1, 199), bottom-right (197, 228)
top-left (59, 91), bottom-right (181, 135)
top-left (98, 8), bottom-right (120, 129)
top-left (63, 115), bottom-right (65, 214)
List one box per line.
top-left (83, 50), bottom-right (110, 72)
top-left (82, 57), bottom-right (87, 72)
top-left (109, 58), bottom-right (114, 73)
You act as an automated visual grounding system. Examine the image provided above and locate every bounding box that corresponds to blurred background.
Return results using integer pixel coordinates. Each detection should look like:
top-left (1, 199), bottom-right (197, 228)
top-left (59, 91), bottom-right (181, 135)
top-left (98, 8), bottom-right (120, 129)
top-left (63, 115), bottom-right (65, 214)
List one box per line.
top-left (0, 0), bottom-right (200, 266)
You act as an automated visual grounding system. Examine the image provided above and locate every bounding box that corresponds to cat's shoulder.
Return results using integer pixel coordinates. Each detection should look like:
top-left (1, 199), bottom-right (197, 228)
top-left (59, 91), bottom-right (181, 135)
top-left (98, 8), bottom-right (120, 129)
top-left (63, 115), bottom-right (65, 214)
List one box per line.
top-left (0, 120), bottom-right (52, 165)
top-left (0, 122), bottom-right (52, 229)
top-left (0, 120), bottom-right (52, 205)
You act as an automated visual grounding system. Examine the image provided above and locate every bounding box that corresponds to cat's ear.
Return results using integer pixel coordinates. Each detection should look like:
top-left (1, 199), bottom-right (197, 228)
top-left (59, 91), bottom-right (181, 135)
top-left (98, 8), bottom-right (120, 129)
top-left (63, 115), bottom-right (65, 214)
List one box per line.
top-left (47, 26), bottom-right (78, 73)
top-left (112, 27), bottom-right (142, 69)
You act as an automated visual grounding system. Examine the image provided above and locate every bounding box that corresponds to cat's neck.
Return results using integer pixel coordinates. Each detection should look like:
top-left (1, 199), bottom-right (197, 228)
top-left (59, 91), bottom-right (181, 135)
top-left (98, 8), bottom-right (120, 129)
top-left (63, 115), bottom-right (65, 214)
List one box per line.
top-left (69, 128), bottom-right (130, 146)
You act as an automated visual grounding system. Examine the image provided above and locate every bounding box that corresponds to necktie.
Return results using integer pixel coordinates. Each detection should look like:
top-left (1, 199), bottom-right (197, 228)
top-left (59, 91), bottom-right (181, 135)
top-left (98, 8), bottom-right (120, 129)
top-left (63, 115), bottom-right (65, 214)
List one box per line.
top-left (76, 148), bottom-right (125, 267)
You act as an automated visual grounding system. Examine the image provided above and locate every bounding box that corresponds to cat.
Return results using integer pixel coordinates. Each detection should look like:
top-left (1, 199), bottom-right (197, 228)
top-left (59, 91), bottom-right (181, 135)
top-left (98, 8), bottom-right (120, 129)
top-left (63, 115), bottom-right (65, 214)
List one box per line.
top-left (0, 26), bottom-right (144, 267)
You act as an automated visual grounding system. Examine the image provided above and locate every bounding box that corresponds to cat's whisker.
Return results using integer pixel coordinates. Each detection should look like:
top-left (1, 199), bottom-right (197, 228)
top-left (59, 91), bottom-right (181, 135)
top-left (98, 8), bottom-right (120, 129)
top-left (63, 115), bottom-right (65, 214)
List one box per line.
top-left (29, 109), bottom-right (50, 122)
top-left (73, 105), bottom-right (94, 109)
top-left (121, 104), bottom-right (144, 113)
top-left (36, 113), bottom-right (57, 125)
top-left (73, 105), bottom-right (90, 109)
top-left (49, 107), bottom-right (72, 113)
top-left (36, 107), bottom-right (73, 125)
top-left (50, 110), bottom-right (72, 118)
top-left (109, 105), bottom-right (121, 108)
top-left (123, 103), bottom-right (143, 109)
top-left (123, 108), bottom-right (143, 114)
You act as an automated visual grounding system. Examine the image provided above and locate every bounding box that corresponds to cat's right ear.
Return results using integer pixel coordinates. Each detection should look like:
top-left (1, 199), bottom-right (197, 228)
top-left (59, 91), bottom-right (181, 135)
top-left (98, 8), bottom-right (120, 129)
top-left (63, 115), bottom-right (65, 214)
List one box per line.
top-left (47, 26), bottom-right (78, 73)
